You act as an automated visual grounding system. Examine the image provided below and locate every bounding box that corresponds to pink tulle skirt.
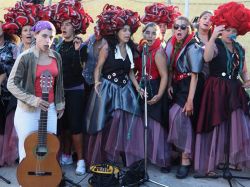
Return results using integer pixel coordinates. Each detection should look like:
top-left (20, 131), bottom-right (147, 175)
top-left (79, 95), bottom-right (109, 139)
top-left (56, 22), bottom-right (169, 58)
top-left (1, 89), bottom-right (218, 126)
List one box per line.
top-left (195, 109), bottom-right (250, 173)
top-left (147, 117), bottom-right (171, 167)
top-left (0, 111), bottom-right (18, 166)
top-left (86, 109), bottom-right (145, 167)
top-left (168, 104), bottom-right (194, 156)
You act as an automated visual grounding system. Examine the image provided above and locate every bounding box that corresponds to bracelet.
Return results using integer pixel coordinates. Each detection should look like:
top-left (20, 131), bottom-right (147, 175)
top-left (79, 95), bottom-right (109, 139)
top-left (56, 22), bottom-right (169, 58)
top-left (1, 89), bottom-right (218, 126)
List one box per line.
top-left (95, 81), bottom-right (100, 84)
top-left (137, 87), bottom-right (142, 92)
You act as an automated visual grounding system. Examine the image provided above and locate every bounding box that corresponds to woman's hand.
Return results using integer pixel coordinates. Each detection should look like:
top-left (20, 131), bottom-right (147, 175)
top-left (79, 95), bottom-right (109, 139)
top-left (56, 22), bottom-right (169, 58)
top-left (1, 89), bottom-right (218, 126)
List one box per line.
top-left (242, 80), bottom-right (250, 88)
top-left (57, 109), bottom-right (64, 119)
top-left (211, 25), bottom-right (225, 40)
top-left (168, 86), bottom-right (173, 99)
top-left (147, 94), bottom-right (161, 105)
top-left (38, 98), bottom-right (50, 111)
top-left (94, 81), bottom-right (102, 95)
top-left (136, 86), bottom-right (147, 98)
top-left (182, 100), bottom-right (193, 116)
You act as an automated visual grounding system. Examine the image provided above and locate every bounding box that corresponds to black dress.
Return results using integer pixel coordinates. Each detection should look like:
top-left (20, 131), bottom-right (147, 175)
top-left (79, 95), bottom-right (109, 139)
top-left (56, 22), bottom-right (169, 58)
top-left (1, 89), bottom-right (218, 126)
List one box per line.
top-left (84, 47), bottom-right (144, 166)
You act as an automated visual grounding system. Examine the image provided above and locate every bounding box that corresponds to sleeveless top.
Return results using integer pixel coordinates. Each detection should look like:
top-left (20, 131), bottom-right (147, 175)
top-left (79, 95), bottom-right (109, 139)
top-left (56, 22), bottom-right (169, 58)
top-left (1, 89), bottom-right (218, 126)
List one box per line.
top-left (135, 38), bottom-right (162, 80)
top-left (102, 51), bottom-right (131, 87)
top-left (209, 39), bottom-right (244, 80)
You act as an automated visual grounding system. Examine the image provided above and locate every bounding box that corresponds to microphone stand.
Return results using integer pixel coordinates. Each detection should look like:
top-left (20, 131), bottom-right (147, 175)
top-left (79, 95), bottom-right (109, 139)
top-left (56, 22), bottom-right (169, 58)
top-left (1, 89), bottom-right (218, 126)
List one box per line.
top-left (140, 43), bottom-right (169, 187)
top-left (0, 175), bottom-right (11, 184)
top-left (60, 172), bottom-right (81, 187)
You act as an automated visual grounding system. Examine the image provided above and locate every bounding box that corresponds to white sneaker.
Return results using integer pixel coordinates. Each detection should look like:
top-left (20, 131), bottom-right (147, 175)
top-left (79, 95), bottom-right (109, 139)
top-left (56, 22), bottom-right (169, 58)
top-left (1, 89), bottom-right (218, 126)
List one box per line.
top-left (60, 154), bottom-right (73, 165)
top-left (75, 159), bottom-right (86, 175)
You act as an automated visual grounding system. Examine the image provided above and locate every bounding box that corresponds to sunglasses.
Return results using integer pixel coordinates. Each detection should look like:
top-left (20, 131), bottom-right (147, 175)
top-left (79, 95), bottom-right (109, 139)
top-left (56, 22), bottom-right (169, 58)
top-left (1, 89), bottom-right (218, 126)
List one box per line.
top-left (173, 24), bottom-right (188, 30)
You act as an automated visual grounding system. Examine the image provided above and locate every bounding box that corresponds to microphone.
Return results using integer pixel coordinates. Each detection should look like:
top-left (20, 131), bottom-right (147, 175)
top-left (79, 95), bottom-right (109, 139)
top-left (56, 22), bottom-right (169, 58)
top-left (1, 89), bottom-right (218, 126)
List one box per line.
top-left (141, 39), bottom-right (148, 54)
top-left (229, 33), bottom-right (237, 42)
top-left (141, 39), bottom-right (148, 46)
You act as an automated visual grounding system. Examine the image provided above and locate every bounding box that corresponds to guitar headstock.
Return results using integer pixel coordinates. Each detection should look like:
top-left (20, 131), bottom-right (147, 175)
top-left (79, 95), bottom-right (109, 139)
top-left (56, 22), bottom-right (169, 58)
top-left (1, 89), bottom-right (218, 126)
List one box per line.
top-left (40, 70), bottom-right (53, 94)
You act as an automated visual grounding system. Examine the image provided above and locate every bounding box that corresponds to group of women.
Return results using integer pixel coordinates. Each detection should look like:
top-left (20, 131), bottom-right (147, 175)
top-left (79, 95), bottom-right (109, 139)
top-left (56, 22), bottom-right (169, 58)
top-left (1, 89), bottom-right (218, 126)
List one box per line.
top-left (0, 0), bottom-right (250, 182)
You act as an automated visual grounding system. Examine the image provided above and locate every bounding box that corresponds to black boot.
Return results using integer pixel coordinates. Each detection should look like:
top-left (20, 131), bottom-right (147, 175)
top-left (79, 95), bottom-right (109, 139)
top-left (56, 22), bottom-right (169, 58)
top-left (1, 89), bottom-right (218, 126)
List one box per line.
top-left (176, 165), bottom-right (190, 179)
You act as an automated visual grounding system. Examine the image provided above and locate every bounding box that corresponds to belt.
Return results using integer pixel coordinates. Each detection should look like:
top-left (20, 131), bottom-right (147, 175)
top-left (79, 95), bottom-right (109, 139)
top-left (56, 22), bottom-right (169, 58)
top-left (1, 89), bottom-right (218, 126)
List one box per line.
top-left (213, 72), bottom-right (240, 80)
top-left (173, 72), bottom-right (191, 81)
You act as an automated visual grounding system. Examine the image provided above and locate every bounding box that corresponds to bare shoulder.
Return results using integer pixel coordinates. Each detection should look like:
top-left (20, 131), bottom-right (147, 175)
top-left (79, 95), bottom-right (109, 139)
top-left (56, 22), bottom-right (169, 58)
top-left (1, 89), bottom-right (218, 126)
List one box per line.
top-left (155, 47), bottom-right (166, 58)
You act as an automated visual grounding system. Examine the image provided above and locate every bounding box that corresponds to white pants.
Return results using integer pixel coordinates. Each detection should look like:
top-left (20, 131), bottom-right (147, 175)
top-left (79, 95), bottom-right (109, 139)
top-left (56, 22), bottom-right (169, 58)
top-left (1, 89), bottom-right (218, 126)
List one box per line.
top-left (14, 104), bottom-right (57, 162)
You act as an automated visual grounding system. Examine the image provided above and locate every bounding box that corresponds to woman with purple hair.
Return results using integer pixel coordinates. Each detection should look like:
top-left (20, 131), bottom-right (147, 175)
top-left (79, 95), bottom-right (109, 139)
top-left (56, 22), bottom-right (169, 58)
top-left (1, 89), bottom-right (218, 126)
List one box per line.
top-left (7, 20), bottom-right (65, 162)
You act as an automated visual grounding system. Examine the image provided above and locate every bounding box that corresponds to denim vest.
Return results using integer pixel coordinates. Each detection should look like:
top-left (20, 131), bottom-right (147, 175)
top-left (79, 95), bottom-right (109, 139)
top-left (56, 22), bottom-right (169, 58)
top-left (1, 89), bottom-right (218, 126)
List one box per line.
top-left (82, 35), bottom-right (98, 85)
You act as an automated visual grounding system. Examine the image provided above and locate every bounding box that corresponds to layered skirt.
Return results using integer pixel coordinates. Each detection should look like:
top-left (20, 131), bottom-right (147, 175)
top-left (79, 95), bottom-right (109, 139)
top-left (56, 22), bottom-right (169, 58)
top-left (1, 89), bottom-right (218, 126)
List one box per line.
top-left (0, 96), bottom-right (18, 166)
top-left (168, 104), bottom-right (194, 156)
top-left (195, 77), bottom-right (250, 173)
top-left (167, 76), bottom-right (204, 156)
top-left (0, 111), bottom-right (18, 166)
top-left (84, 78), bottom-right (144, 166)
top-left (195, 109), bottom-right (250, 173)
top-left (139, 79), bottom-right (171, 167)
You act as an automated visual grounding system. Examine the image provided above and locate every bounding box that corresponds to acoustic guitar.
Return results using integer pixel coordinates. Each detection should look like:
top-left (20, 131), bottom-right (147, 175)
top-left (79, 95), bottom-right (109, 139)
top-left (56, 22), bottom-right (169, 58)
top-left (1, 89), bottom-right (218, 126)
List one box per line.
top-left (16, 70), bottom-right (62, 187)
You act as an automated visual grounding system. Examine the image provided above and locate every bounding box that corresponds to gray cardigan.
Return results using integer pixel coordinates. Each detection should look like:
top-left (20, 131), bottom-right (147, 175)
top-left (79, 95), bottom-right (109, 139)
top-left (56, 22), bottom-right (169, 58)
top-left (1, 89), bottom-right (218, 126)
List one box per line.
top-left (7, 46), bottom-right (65, 112)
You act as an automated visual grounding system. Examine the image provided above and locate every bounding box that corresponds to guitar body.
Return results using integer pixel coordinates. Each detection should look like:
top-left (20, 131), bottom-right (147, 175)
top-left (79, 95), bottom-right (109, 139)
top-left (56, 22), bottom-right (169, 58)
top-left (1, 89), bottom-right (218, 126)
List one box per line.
top-left (17, 132), bottom-right (62, 187)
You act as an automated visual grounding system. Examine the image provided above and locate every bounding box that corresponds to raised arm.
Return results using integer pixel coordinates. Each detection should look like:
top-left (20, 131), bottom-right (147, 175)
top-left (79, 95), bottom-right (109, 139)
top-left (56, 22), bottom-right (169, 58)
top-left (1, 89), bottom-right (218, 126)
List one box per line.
top-left (204, 25), bottom-right (225, 62)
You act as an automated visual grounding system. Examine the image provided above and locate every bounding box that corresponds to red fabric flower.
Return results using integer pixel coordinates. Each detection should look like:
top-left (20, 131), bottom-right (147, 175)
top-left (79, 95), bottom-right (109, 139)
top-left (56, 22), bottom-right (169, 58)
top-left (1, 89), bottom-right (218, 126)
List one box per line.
top-left (211, 1), bottom-right (250, 35)
top-left (97, 4), bottom-right (140, 37)
top-left (141, 3), bottom-right (181, 29)
top-left (3, 1), bottom-right (43, 35)
top-left (50, 0), bottom-right (93, 34)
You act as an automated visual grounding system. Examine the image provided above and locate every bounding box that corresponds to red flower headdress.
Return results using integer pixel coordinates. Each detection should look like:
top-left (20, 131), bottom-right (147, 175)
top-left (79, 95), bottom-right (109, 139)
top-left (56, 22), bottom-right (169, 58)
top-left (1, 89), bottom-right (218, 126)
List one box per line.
top-left (141, 3), bottom-right (181, 29)
top-left (49, 0), bottom-right (93, 34)
top-left (3, 1), bottom-right (43, 35)
top-left (211, 1), bottom-right (250, 35)
top-left (97, 4), bottom-right (140, 36)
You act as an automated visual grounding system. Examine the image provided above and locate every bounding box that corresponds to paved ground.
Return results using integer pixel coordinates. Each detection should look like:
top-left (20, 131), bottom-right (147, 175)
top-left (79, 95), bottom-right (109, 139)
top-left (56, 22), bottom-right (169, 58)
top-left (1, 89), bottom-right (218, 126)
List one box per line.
top-left (1, 163), bottom-right (250, 187)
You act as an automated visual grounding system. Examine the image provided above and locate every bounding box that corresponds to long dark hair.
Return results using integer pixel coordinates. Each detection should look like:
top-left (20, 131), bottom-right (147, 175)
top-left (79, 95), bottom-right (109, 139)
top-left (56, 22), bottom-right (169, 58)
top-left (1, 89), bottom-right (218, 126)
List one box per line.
top-left (198, 11), bottom-right (213, 39)
top-left (104, 28), bottom-right (136, 55)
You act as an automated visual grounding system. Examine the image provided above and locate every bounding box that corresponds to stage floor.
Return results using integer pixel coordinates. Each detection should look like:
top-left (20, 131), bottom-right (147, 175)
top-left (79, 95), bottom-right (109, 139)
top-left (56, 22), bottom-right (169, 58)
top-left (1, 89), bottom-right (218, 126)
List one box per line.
top-left (1, 163), bottom-right (250, 187)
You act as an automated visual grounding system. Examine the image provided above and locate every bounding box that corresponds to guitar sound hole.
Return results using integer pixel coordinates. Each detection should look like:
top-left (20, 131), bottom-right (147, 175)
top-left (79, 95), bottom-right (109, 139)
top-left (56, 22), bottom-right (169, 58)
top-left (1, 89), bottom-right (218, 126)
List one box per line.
top-left (36, 146), bottom-right (48, 157)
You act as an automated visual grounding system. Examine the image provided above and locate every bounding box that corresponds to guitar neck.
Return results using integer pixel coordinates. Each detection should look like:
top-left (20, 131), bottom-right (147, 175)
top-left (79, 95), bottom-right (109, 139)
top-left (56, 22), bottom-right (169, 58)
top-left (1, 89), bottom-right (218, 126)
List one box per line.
top-left (38, 93), bottom-right (49, 147)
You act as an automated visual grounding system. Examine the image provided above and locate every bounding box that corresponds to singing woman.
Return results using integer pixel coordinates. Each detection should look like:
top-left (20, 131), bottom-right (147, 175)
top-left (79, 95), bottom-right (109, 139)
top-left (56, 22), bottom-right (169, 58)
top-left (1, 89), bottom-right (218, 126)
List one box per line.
top-left (7, 21), bottom-right (65, 162)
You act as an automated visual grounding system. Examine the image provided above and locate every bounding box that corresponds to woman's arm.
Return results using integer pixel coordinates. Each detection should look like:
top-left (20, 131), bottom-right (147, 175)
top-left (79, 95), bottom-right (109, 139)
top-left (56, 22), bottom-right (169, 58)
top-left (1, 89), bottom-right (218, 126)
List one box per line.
top-left (204, 25), bottom-right (225, 62)
top-left (94, 43), bottom-right (108, 94)
top-left (148, 48), bottom-right (168, 105)
top-left (241, 60), bottom-right (250, 88)
top-left (182, 73), bottom-right (198, 116)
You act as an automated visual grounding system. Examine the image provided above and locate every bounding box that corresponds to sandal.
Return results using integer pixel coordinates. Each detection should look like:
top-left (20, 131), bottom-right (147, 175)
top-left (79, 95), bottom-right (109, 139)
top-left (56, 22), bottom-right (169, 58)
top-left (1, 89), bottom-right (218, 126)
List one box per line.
top-left (217, 163), bottom-right (242, 171)
top-left (206, 171), bottom-right (219, 178)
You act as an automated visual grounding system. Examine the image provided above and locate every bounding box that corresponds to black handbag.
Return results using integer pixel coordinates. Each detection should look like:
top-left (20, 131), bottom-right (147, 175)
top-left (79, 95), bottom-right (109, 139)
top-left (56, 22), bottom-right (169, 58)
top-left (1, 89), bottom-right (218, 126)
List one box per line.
top-left (120, 160), bottom-right (145, 187)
